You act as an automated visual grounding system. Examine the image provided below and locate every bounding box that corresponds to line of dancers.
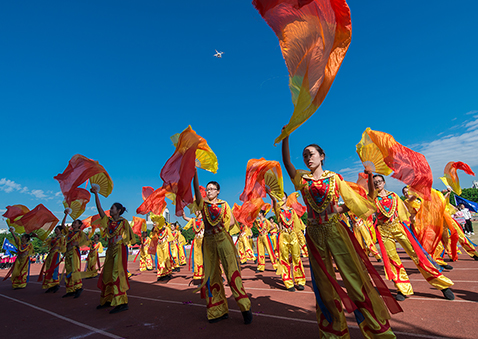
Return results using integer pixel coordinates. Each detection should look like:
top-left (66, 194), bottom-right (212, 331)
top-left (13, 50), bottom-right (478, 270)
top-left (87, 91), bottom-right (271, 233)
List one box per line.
top-left (4, 137), bottom-right (478, 337)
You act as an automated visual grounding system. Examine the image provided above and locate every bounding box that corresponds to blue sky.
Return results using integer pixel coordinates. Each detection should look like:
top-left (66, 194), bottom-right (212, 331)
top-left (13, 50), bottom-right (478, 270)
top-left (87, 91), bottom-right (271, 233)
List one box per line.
top-left (1, 1), bottom-right (477, 228)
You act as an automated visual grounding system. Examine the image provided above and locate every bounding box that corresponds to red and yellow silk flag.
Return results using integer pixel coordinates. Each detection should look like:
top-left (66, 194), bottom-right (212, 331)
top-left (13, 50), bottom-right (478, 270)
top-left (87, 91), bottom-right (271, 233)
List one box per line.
top-left (440, 161), bottom-right (475, 196)
top-left (239, 158), bottom-right (283, 202)
top-left (132, 216), bottom-right (147, 237)
top-left (286, 192), bottom-right (306, 217)
top-left (413, 189), bottom-right (446, 255)
top-left (63, 187), bottom-right (91, 220)
top-left (15, 204), bottom-right (58, 241)
top-left (136, 186), bottom-right (169, 216)
top-left (362, 128), bottom-right (433, 200)
top-left (142, 186), bottom-right (154, 201)
top-left (233, 199), bottom-right (265, 227)
top-left (54, 154), bottom-right (113, 200)
top-left (161, 126), bottom-right (217, 216)
top-left (253, 0), bottom-right (352, 144)
top-left (3, 204), bottom-right (29, 233)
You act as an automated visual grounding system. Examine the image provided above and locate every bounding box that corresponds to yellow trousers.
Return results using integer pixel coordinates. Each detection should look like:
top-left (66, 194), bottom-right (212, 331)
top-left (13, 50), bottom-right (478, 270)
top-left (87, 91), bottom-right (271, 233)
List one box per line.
top-left (11, 255), bottom-right (30, 289)
top-left (65, 248), bottom-right (82, 293)
top-left (156, 241), bottom-right (172, 278)
top-left (378, 222), bottom-right (453, 296)
top-left (354, 224), bottom-right (381, 260)
top-left (98, 243), bottom-right (129, 307)
top-left (237, 234), bottom-right (255, 264)
top-left (84, 250), bottom-right (99, 279)
top-left (139, 247), bottom-right (154, 271)
top-left (307, 220), bottom-right (395, 339)
top-left (277, 231), bottom-right (306, 289)
top-left (256, 233), bottom-right (278, 271)
top-left (201, 231), bottom-right (251, 321)
top-left (42, 251), bottom-right (61, 289)
top-left (192, 236), bottom-right (204, 280)
top-left (296, 230), bottom-right (309, 258)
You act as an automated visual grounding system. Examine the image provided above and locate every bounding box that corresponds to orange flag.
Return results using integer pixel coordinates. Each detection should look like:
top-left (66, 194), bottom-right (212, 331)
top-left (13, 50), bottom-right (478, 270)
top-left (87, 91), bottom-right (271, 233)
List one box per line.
top-left (161, 126), bottom-right (216, 216)
top-left (365, 129), bottom-right (433, 200)
top-left (136, 187), bottom-right (168, 216)
top-left (239, 158), bottom-right (282, 202)
top-left (15, 204), bottom-right (59, 241)
top-left (132, 216), bottom-right (146, 237)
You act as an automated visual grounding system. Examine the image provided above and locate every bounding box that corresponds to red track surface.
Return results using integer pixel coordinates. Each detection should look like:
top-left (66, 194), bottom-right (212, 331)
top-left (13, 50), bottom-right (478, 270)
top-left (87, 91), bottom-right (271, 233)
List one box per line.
top-left (1, 247), bottom-right (477, 339)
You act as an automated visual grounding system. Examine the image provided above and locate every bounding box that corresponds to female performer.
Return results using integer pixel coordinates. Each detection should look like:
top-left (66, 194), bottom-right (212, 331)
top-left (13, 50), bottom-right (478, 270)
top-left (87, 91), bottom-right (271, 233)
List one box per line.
top-left (60, 210), bottom-right (88, 298)
top-left (254, 210), bottom-right (278, 272)
top-left (7, 228), bottom-right (33, 289)
top-left (183, 211), bottom-right (205, 280)
top-left (84, 233), bottom-right (103, 279)
top-left (371, 174), bottom-right (454, 301)
top-left (37, 226), bottom-right (65, 293)
top-left (193, 171), bottom-right (252, 324)
top-left (139, 231), bottom-right (154, 271)
top-left (282, 134), bottom-right (398, 338)
top-left (91, 186), bottom-right (135, 314)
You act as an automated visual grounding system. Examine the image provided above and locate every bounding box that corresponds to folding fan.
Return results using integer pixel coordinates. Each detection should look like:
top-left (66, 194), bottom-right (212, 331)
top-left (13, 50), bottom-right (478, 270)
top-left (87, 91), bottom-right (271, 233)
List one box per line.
top-left (356, 128), bottom-right (392, 175)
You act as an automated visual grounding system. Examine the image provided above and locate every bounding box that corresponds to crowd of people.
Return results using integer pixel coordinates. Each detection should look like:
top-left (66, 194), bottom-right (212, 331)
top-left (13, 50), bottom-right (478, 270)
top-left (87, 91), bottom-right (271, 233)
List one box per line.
top-left (2, 136), bottom-right (477, 337)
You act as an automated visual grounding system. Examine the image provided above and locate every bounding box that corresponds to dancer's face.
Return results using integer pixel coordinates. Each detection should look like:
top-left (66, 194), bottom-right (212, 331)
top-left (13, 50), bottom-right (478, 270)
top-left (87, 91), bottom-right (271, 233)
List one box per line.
top-left (206, 184), bottom-right (219, 200)
top-left (303, 146), bottom-right (324, 171)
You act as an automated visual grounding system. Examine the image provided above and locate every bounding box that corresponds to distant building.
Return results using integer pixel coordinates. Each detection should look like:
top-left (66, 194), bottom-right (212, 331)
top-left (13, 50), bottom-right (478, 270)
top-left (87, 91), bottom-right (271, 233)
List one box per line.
top-left (472, 181), bottom-right (478, 189)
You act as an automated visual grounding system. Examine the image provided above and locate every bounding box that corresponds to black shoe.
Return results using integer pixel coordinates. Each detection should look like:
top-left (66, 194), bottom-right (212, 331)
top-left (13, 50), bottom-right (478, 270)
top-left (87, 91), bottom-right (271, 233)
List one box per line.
top-left (255, 270), bottom-right (263, 274)
top-left (287, 287), bottom-right (296, 292)
top-left (13, 287), bottom-right (24, 290)
top-left (242, 310), bottom-right (253, 325)
top-left (442, 288), bottom-right (455, 300)
top-left (45, 287), bottom-right (53, 293)
top-left (96, 302), bottom-right (111, 309)
top-left (296, 285), bottom-right (305, 291)
top-left (62, 292), bottom-right (75, 298)
top-left (109, 304), bottom-right (129, 314)
top-left (74, 288), bottom-right (83, 299)
top-left (377, 258), bottom-right (382, 262)
top-left (208, 313), bottom-right (229, 323)
top-left (440, 264), bottom-right (453, 270)
top-left (52, 285), bottom-right (60, 293)
top-left (395, 292), bottom-right (406, 301)
top-left (473, 255), bottom-right (478, 261)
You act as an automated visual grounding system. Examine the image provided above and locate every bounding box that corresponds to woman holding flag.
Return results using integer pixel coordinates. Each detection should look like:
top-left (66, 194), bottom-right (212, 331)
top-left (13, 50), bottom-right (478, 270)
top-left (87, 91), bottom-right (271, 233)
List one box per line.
top-left (6, 228), bottom-right (33, 289)
top-left (91, 186), bottom-right (135, 314)
top-left (36, 226), bottom-right (66, 293)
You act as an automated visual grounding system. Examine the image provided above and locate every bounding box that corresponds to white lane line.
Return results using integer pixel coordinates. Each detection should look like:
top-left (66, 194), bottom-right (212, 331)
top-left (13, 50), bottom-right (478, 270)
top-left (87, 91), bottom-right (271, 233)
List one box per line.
top-left (22, 284), bottom-right (456, 338)
top-left (0, 294), bottom-right (122, 339)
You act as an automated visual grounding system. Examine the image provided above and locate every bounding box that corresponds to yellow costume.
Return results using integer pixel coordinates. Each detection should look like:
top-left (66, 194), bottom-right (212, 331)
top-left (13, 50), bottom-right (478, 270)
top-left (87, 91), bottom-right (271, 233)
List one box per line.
top-left (184, 216), bottom-right (205, 280)
top-left (63, 228), bottom-right (88, 293)
top-left (293, 170), bottom-right (398, 338)
top-left (40, 234), bottom-right (66, 290)
top-left (253, 218), bottom-right (278, 271)
top-left (10, 237), bottom-right (33, 289)
top-left (374, 191), bottom-right (453, 296)
top-left (84, 241), bottom-right (103, 279)
top-left (274, 205), bottom-right (306, 290)
top-left (195, 199), bottom-right (251, 321)
top-left (349, 212), bottom-right (381, 261)
top-left (237, 225), bottom-right (255, 264)
top-left (139, 236), bottom-right (154, 271)
top-left (98, 215), bottom-right (135, 307)
top-left (153, 224), bottom-right (174, 279)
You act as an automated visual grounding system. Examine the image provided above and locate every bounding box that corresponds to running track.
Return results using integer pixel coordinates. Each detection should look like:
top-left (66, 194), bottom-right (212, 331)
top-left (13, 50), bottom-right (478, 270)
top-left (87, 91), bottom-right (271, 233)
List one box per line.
top-left (1, 247), bottom-right (477, 339)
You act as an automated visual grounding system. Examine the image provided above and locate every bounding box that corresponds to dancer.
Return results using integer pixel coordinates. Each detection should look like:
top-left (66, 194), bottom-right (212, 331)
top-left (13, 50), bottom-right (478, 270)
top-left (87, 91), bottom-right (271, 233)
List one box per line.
top-left (139, 231), bottom-right (154, 271)
top-left (193, 171), bottom-right (252, 324)
top-left (236, 223), bottom-right (255, 264)
top-left (84, 233), bottom-right (103, 279)
top-left (254, 210), bottom-right (278, 272)
top-left (267, 189), bottom-right (306, 292)
top-left (169, 223), bottom-right (181, 272)
top-left (183, 211), bottom-right (205, 280)
top-left (91, 186), bottom-right (135, 314)
top-left (282, 135), bottom-right (399, 338)
top-left (6, 227), bottom-right (33, 289)
top-left (175, 223), bottom-right (188, 266)
top-left (37, 226), bottom-right (66, 293)
top-left (349, 212), bottom-right (382, 262)
top-left (151, 215), bottom-right (173, 281)
top-left (371, 174), bottom-right (455, 301)
top-left (60, 210), bottom-right (88, 298)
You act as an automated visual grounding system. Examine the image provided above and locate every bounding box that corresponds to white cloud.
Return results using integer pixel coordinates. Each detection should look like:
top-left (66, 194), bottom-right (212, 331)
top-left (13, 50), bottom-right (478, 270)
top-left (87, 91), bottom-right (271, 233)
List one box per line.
top-left (466, 110), bottom-right (478, 115)
top-left (0, 178), bottom-right (53, 200)
top-left (0, 178), bottom-right (22, 193)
